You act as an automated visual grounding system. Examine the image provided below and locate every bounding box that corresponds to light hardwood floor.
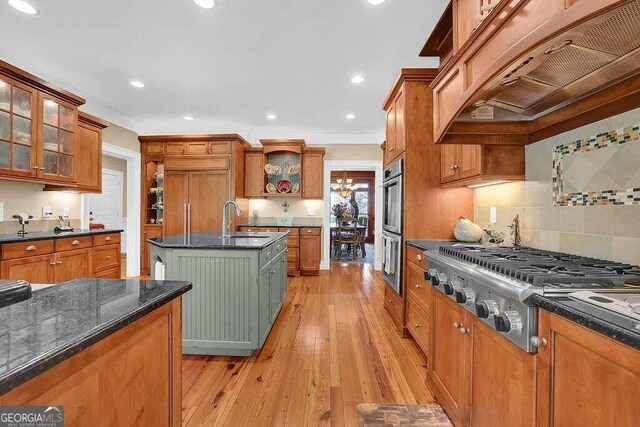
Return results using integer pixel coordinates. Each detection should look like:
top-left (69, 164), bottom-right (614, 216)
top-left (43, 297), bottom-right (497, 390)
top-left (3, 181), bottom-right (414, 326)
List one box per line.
top-left (181, 263), bottom-right (434, 426)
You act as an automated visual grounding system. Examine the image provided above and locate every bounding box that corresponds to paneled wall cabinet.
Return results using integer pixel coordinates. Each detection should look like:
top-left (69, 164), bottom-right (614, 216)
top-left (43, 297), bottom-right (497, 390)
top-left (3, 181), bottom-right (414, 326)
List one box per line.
top-left (380, 69), bottom-right (474, 332)
top-left (139, 134), bottom-right (250, 274)
top-left (0, 60), bottom-right (106, 190)
top-left (423, 0), bottom-right (640, 145)
top-left (440, 143), bottom-right (524, 187)
top-left (244, 139), bottom-right (326, 199)
top-left (0, 232), bottom-right (122, 282)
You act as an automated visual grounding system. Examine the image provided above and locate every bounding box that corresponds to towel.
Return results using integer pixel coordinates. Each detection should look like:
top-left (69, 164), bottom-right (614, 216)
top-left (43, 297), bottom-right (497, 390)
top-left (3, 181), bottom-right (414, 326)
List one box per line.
top-left (154, 261), bottom-right (165, 280)
top-left (384, 240), bottom-right (392, 274)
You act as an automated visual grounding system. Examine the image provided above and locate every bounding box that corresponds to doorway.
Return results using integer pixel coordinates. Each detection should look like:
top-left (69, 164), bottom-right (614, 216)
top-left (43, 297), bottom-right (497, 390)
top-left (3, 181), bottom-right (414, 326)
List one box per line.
top-left (322, 160), bottom-right (383, 271)
top-left (84, 167), bottom-right (125, 252)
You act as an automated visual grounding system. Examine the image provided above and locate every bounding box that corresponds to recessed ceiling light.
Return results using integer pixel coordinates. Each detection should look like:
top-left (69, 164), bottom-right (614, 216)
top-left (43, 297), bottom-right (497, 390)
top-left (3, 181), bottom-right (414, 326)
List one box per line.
top-left (8, 0), bottom-right (39, 15)
top-left (130, 80), bottom-right (145, 88)
top-left (183, 115), bottom-right (194, 121)
top-left (345, 113), bottom-right (356, 120)
top-left (367, 0), bottom-right (387, 5)
top-left (193, 0), bottom-right (215, 9)
top-left (351, 75), bottom-right (365, 84)
top-left (266, 114), bottom-right (277, 120)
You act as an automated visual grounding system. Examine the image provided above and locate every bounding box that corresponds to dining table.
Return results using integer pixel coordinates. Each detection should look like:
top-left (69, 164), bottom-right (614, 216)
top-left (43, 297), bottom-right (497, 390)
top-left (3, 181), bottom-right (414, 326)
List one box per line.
top-left (330, 223), bottom-right (367, 258)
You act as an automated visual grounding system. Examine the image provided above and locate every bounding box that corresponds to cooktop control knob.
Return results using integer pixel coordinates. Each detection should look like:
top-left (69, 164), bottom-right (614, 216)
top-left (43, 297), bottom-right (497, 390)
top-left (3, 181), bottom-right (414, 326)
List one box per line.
top-left (475, 300), bottom-right (499, 318)
top-left (494, 311), bottom-right (523, 334)
top-left (432, 272), bottom-right (446, 287)
top-left (424, 269), bottom-right (435, 281)
top-left (443, 281), bottom-right (455, 295)
top-left (454, 288), bottom-right (474, 304)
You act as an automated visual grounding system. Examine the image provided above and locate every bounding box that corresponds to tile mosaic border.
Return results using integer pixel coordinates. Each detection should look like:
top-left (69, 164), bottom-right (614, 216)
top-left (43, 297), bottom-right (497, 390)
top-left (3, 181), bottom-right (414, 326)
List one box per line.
top-left (552, 125), bottom-right (640, 206)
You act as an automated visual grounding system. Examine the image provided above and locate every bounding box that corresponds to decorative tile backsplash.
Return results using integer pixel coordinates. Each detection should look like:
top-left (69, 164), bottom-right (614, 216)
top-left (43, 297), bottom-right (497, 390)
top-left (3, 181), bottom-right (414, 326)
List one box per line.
top-left (553, 125), bottom-right (640, 206)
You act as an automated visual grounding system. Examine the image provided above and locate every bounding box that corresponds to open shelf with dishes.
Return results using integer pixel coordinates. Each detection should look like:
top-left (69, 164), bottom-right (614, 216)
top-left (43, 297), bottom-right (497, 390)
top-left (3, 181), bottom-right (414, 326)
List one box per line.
top-left (144, 160), bottom-right (164, 225)
top-left (264, 152), bottom-right (301, 196)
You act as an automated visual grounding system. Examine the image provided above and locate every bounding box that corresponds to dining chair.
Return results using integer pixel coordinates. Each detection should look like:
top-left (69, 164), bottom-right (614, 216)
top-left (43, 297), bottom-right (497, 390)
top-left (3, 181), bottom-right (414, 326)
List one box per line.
top-left (336, 222), bottom-right (362, 260)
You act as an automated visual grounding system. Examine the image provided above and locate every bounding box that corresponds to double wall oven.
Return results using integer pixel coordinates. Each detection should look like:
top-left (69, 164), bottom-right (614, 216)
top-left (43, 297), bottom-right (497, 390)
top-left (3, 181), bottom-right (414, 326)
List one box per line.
top-left (382, 160), bottom-right (403, 295)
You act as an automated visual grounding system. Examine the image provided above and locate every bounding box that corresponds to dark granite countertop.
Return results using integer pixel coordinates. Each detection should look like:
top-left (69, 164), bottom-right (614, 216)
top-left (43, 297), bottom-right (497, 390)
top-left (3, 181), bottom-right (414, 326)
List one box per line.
top-left (405, 239), bottom-right (459, 251)
top-left (0, 229), bottom-right (123, 244)
top-left (147, 231), bottom-right (289, 249)
top-left (529, 294), bottom-right (640, 350)
top-left (241, 220), bottom-right (322, 228)
top-left (0, 278), bottom-right (191, 395)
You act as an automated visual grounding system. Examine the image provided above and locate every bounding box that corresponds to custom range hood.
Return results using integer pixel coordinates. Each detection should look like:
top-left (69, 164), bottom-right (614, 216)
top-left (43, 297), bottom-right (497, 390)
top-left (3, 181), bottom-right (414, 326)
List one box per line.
top-left (425, 0), bottom-right (640, 145)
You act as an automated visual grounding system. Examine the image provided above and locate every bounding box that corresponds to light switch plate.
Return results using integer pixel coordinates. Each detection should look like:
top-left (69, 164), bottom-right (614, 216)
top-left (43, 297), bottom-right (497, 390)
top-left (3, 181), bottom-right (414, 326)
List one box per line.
top-left (0, 202), bottom-right (4, 222)
top-left (489, 207), bottom-right (497, 224)
top-left (307, 208), bottom-right (315, 216)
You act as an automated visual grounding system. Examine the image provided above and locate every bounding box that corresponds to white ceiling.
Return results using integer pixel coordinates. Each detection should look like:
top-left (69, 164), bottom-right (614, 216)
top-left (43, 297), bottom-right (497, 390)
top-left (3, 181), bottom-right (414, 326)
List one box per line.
top-left (0, 0), bottom-right (445, 144)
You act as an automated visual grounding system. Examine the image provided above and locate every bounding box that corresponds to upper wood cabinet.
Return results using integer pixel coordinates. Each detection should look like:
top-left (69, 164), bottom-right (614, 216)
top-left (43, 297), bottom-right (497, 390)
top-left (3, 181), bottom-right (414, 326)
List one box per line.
top-left (383, 87), bottom-right (407, 166)
top-left (536, 309), bottom-right (640, 426)
top-left (0, 59), bottom-right (96, 189)
top-left (440, 144), bottom-right (524, 187)
top-left (73, 112), bottom-right (108, 192)
top-left (243, 139), bottom-right (325, 199)
top-left (424, 0), bottom-right (640, 145)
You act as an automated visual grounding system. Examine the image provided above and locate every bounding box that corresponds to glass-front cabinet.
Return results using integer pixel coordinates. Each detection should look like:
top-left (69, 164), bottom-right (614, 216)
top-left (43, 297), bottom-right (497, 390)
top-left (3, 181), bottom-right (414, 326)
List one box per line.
top-left (0, 76), bottom-right (38, 178)
top-left (38, 93), bottom-right (77, 182)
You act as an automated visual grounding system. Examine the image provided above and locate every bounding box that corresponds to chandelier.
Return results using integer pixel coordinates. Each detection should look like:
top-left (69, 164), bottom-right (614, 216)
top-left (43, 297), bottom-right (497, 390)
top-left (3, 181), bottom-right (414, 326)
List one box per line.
top-left (331, 171), bottom-right (357, 198)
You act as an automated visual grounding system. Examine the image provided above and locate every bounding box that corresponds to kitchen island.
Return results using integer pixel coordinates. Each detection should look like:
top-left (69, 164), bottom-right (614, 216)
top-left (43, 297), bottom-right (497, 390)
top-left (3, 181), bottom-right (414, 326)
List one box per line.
top-left (148, 231), bottom-right (288, 356)
top-left (0, 278), bottom-right (191, 426)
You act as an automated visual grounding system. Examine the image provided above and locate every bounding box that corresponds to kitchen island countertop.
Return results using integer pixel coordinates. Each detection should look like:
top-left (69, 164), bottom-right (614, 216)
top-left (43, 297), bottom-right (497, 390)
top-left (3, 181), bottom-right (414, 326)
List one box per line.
top-left (148, 231), bottom-right (289, 249)
top-left (0, 228), bottom-right (123, 244)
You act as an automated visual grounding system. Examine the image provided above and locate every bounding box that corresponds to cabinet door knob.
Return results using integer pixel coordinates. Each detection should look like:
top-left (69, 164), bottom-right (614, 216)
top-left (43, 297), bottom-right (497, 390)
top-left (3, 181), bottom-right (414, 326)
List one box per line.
top-left (39, 167), bottom-right (45, 171)
top-left (57, 261), bottom-right (63, 265)
top-left (71, 240), bottom-right (80, 246)
top-left (454, 322), bottom-right (461, 329)
top-left (459, 327), bottom-right (469, 334)
top-left (414, 323), bottom-right (420, 328)
top-left (106, 256), bottom-right (112, 260)
top-left (26, 245), bottom-right (37, 251)
top-left (416, 254), bottom-right (422, 261)
top-left (307, 230), bottom-right (312, 233)
top-left (450, 166), bottom-right (456, 170)
top-left (388, 299), bottom-right (393, 303)
top-left (32, 166), bottom-right (39, 170)
top-left (415, 284), bottom-right (422, 289)
top-left (50, 262), bottom-right (56, 266)
top-left (530, 336), bottom-right (548, 347)
top-left (271, 270), bottom-right (276, 274)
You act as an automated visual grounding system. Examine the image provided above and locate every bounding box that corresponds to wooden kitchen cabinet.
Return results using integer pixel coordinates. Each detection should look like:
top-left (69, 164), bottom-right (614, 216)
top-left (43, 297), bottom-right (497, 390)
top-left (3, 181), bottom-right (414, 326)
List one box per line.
top-left (0, 232), bottom-right (121, 283)
top-left (73, 112), bottom-right (107, 192)
top-left (302, 149), bottom-right (324, 199)
top-left (299, 227), bottom-right (321, 275)
top-left (37, 92), bottom-right (78, 183)
top-left (536, 309), bottom-right (640, 427)
top-left (382, 87), bottom-right (406, 166)
top-left (245, 149), bottom-right (265, 198)
top-left (441, 144), bottom-right (524, 187)
top-left (430, 291), bottom-right (469, 426)
top-left (142, 225), bottom-right (163, 273)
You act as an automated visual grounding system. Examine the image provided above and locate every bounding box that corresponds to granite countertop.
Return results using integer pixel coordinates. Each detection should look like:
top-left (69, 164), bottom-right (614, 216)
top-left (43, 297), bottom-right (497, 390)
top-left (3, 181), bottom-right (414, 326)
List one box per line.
top-left (147, 231), bottom-right (289, 249)
top-left (0, 229), bottom-right (123, 244)
top-left (405, 239), bottom-right (459, 251)
top-left (241, 220), bottom-right (322, 228)
top-left (529, 294), bottom-right (640, 350)
top-left (0, 278), bottom-right (192, 394)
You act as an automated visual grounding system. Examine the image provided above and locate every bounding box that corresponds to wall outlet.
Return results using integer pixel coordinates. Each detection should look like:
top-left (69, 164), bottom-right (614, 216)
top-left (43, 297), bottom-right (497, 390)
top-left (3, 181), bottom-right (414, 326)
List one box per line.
top-left (42, 206), bottom-right (54, 219)
top-left (62, 207), bottom-right (70, 217)
top-left (307, 208), bottom-right (315, 216)
top-left (0, 201), bottom-right (4, 222)
top-left (489, 207), bottom-right (497, 224)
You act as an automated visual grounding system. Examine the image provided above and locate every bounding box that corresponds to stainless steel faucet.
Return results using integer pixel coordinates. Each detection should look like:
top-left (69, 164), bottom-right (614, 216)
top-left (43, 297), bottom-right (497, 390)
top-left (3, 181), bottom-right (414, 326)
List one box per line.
top-left (222, 200), bottom-right (242, 238)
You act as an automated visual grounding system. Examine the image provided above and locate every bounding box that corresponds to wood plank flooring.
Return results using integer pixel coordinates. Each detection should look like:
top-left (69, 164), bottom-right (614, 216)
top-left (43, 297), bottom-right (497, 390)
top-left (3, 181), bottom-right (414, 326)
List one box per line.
top-left (181, 263), bottom-right (434, 426)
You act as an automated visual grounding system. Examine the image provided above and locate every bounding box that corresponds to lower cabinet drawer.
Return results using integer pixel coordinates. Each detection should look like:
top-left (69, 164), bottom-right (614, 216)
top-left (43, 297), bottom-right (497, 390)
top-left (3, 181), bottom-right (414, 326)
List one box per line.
top-left (384, 285), bottom-right (402, 323)
top-left (55, 235), bottom-right (93, 252)
top-left (2, 240), bottom-right (54, 260)
top-left (93, 233), bottom-right (121, 247)
top-left (300, 227), bottom-right (320, 236)
top-left (93, 244), bottom-right (120, 272)
top-left (407, 295), bottom-right (430, 356)
top-left (406, 261), bottom-right (430, 312)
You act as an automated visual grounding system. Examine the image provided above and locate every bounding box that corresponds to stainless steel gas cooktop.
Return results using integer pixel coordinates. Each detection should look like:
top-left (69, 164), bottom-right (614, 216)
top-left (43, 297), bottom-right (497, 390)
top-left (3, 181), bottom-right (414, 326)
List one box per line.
top-left (424, 245), bottom-right (640, 352)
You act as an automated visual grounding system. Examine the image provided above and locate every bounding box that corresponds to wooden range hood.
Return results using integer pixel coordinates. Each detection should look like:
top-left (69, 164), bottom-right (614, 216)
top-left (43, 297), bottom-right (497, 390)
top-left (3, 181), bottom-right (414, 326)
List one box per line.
top-left (423, 0), bottom-right (640, 145)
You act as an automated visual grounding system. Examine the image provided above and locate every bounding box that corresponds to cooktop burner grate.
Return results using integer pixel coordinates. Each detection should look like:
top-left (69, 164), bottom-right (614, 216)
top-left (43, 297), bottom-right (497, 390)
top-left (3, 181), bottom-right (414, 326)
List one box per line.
top-left (440, 245), bottom-right (640, 289)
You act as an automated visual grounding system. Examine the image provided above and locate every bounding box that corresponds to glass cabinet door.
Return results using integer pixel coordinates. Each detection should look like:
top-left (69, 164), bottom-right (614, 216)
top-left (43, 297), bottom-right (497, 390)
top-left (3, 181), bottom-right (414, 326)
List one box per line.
top-left (38, 93), bottom-right (76, 181)
top-left (0, 77), bottom-right (37, 177)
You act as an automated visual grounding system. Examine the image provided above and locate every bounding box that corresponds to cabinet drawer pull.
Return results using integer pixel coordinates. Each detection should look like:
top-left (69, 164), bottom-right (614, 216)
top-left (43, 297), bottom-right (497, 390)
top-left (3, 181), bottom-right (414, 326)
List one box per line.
top-left (388, 299), bottom-right (393, 303)
top-left (450, 166), bottom-right (456, 170)
top-left (32, 166), bottom-right (39, 170)
top-left (307, 230), bottom-right (312, 233)
top-left (460, 327), bottom-right (469, 335)
top-left (271, 270), bottom-right (276, 274)
top-left (414, 323), bottom-right (420, 328)
top-left (71, 240), bottom-right (80, 246)
top-left (105, 236), bottom-right (112, 242)
top-left (106, 256), bottom-right (112, 260)
top-left (50, 262), bottom-right (56, 266)
top-left (415, 284), bottom-right (422, 289)
top-left (26, 245), bottom-right (37, 251)
top-left (454, 322), bottom-right (461, 329)
top-left (57, 261), bottom-right (63, 265)
top-left (416, 254), bottom-right (422, 261)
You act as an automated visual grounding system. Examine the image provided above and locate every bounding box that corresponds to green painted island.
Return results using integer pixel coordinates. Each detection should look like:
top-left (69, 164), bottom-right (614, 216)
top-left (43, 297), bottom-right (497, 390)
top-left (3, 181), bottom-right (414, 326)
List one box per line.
top-left (148, 232), bottom-right (288, 356)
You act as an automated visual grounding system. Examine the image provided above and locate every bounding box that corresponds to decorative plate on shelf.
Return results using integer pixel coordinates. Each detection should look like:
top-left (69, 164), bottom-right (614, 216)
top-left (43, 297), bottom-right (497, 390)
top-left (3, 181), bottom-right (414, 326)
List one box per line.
top-left (277, 180), bottom-right (292, 193)
top-left (264, 164), bottom-right (275, 175)
top-left (266, 183), bottom-right (277, 194)
top-left (287, 164), bottom-right (301, 175)
top-left (291, 183), bottom-right (300, 193)
top-left (272, 165), bottom-right (283, 175)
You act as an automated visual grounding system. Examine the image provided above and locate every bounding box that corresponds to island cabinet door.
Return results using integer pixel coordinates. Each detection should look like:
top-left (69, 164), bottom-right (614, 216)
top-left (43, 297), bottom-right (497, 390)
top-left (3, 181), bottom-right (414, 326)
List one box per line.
top-left (430, 291), bottom-right (469, 426)
top-left (0, 254), bottom-right (55, 283)
top-left (536, 309), bottom-right (640, 427)
top-left (164, 171), bottom-right (189, 236)
top-left (188, 171), bottom-right (229, 233)
top-left (259, 265), bottom-right (272, 347)
top-left (468, 317), bottom-right (535, 427)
